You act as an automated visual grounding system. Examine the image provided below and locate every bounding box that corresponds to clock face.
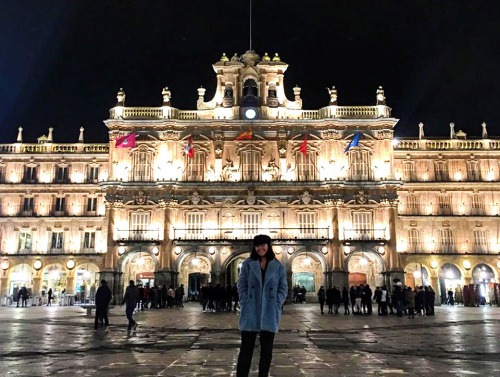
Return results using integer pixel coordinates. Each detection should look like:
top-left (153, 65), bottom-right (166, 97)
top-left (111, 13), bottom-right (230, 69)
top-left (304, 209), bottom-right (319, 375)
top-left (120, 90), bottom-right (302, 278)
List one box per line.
top-left (244, 108), bottom-right (257, 120)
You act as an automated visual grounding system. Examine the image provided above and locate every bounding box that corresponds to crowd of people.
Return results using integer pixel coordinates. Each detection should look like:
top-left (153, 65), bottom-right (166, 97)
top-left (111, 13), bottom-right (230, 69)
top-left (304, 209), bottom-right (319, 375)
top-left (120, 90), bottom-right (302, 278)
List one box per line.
top-left (136, 282), bottom-right (185, 309)
top-left (199, 283), bottom-right (239, 312)
top-left (317, 283), bottom-right (437, 318)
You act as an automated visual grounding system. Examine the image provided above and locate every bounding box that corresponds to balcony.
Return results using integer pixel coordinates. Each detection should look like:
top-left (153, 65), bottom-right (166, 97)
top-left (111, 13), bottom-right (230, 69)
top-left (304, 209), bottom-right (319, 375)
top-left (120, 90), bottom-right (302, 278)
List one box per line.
top-left (342, 228), bottom-right (388, 242)
top-left (116, 229), bottom-right (160, 243)
top-left (173, 227), bottom-right (329, 242)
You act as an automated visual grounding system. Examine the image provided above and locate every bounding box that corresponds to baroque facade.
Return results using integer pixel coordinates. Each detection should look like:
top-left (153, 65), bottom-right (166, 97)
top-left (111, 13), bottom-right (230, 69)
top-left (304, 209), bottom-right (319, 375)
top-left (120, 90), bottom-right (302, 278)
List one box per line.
top-left (0, 50), bottom-right (499, 305)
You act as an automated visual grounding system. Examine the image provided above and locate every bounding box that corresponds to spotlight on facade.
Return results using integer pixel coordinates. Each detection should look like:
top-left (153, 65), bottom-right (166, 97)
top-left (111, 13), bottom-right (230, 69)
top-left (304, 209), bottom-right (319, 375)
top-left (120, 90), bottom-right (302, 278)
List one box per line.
top-left (287, 247), bottom-right (294, 255)
top-left (359, 256), bottom-right (368, 266)
top-left (33, 259), bottom-right (43, 271)
top-left (0, 259), bottom-right (9, 271)
top-left (118, 246), bottom-right (126, 255)
top-left (321, 246), bottom-right (328, 254)
top-left (462, 259), bottom-right (471, 270)
top-left (191, 256), bottom-right (200, 266)
top-left (413, 270), bottom-right (422, 279)
top-left (377, 246), bottom-right (385, 254)
top-left (343, 246), bottom-right (350, 254)
top-left (445, 270), bottom-right (454, 279)
top-left (136, 257), bottom-right (145, 267)
top-left (175, 246), bottom-right (182, 255)
top-left (303, 253), bottom-right (311, 266)
top-left (430, 260), bottom-right (439, 269)
top-left (66, 259), bottom-right (76, 270)
top-left (208, 246), bottom-right (216, 255)
top-left (274, 246), bottom-right (282, 254)
top-left (152, 246), bottom-right (159, 255)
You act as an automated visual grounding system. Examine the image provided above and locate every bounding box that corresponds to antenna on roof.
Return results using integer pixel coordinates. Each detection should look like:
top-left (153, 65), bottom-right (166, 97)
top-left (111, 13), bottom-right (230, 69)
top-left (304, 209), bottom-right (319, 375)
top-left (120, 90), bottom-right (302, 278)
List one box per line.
top-left (249, 0), bottom-right (252, 50)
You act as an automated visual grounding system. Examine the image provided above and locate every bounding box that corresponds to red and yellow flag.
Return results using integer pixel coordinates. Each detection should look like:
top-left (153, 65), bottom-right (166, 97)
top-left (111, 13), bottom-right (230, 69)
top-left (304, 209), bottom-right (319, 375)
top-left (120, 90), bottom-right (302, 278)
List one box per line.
top-left (235, 128), bottom-right (253, 141)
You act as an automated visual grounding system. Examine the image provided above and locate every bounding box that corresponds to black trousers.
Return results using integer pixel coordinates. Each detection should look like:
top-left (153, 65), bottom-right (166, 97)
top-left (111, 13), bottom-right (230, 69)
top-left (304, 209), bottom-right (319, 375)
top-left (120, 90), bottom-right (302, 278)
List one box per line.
top-left (237, 330), bottom-right (275, 377)
top-left (94, 306), bottom-right (109, 329)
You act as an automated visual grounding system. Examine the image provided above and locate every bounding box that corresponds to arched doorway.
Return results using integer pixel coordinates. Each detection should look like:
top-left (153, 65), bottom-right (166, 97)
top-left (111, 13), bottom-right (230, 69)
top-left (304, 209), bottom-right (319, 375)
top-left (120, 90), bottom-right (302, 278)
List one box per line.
top-left (121, 252), bottom-right (157, 293)
top-left (404, 263), bottom-right (430, 288)
top-left (438, 263), bottom-right (462, 304)
top-left (178, 253), bottom-right (212, 300)
top-left (74, 263), bottom-right (100, 303)
top-left (42, 263), bottom-right (66, 305)
top-left (9, 263), bottom-right (34, 299)
top-left (472, 263), bottom-right (496, 304)
top-left (226, 253), bottom-right (250, 288)
top-left (347, 252), bottom-right (384, 288)
top-left (292, 253), bottom-right (323, 302)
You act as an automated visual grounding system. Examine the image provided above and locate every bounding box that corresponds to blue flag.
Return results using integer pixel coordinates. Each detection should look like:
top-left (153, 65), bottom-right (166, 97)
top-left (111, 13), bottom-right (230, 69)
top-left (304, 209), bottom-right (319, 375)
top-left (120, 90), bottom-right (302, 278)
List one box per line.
top-left (344, 132), bottom-right (362, 154)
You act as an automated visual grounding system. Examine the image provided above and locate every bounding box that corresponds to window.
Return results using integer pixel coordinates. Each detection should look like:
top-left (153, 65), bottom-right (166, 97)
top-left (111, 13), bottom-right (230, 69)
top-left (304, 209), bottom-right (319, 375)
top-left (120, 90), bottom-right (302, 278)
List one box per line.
top-left (434, 161), bottom-right (449, 181)
top-left (296, 152), bottom-right (317, 181)
top-left (408, 228), bottom-right (421, 252)
top-left (185, 152), bottom-right (205, 181)
top-left (83, 232), bottom-right (96, 250)
top-left (86, 198), bottom-right (97, 213)
top-left (186, 212), bottom-right (204, 239)
top-left (466, 160), bottom-right (480, 181)
top-left (403, 162), bottom-right (416, 181)
top-left (22, 197), bottom-right (34, 215)
top-left (242, 212), bottom-right (260, 237)
top-left (56, 166), bottom-right (69, 183)
top-left (240, 150), bottom-right (260, 181)
top-left (298, 212), bottom-right (317, 238)
top-left (406, 194), bottom-right (418, 215)
top-left (348, 150), bottom-right (371, 180)
top-left (51, 232), bottom-right (64, 250)
top-left (439, 229), bottom-right (454, 252)
top-left (132, 151), bottom-right (153, 181)
top-left (88, 166), bottom-right (99, 183)
top-left (54, 197), bottom-right (66, 214)
top-left (23, 166), bottom-right (37, 183)
top-left (471, 194), bottom-right (484, 216)
top-left (130, 212), bottom-right (151, 240)
top-left (18, 232), bottom-right (32, 251)
top-left (351, 211), bottom-right (373, 240)
top-left (438, 195), bottom-right (451, 215)
top-left (473, 229), bottom-right (488, 252)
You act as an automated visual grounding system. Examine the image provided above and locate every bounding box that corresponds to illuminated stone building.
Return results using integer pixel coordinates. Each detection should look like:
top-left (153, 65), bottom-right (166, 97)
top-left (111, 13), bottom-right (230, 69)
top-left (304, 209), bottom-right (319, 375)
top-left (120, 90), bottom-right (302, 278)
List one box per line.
top-left (0, 50), bottom-right (498, 305)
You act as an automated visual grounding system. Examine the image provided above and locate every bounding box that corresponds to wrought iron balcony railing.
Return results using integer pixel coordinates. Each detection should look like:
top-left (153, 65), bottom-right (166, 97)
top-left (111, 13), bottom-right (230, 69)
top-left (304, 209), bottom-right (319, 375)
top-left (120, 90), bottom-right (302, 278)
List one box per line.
top-left (173, 227), bottom-right (329, 241)
top-left (116, 229), bottom-right (160, 242)
top-left (343, 228), bottom-right (388, 242)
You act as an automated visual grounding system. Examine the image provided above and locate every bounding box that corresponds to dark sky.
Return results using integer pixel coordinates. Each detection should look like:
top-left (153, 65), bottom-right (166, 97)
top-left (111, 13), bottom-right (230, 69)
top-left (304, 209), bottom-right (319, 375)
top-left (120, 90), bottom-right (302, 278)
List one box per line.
top-left (1, 1), bottom-right (499, 143)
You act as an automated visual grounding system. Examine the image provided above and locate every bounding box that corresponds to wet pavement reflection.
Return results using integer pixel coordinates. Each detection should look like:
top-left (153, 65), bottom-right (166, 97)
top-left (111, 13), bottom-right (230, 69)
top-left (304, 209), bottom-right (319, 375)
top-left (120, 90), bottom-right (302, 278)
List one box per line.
top-left (0, 304), bottom-right (499, 376)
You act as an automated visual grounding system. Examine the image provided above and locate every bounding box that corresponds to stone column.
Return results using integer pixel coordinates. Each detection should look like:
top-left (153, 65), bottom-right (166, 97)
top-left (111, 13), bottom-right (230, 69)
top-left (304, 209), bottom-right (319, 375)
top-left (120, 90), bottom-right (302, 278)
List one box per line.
top-left (112, 271), bottom-right (124, 305)
top-left (386, 203), bottom-right (403, 290)
top-left (103, 205), bottom-right (116, 270)
top-left (156, 204), bottom-right (176, 286)
top-left (33, 275), bottom-right (42, 296)
top-left (280, 249), bottom-right (293, 304)
top-left (65, 276), bottom-right (75, 295)
top-left (0, 276), bottom-right (8, 297)
top-left (325, 205), bottom-right (347, 288)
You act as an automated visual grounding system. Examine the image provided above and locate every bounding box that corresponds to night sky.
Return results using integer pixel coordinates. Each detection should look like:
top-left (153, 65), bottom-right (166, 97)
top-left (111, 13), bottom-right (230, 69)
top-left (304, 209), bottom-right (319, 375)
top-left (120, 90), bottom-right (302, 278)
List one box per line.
top-left (1, 1), bottom-right (499, 143)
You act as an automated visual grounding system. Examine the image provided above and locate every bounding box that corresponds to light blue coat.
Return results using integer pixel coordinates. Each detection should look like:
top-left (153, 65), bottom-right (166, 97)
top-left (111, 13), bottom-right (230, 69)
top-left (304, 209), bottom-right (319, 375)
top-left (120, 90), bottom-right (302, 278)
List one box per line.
top-left (238, 257), bottom-right (288, 333)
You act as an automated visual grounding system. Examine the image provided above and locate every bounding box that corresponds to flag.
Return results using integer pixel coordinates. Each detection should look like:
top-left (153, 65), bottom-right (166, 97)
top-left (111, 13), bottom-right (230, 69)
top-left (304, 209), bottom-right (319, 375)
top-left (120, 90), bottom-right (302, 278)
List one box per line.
top-left (235, 128), bottom-right (253, 140)
top-left (115, 133), bottom-right (137, 148)
top-left (184, 134), bottom-right (194, 158)
top-left (344, 132), bottom-right (361, 154)
top-left (299, 134), bottom-right (308, 156)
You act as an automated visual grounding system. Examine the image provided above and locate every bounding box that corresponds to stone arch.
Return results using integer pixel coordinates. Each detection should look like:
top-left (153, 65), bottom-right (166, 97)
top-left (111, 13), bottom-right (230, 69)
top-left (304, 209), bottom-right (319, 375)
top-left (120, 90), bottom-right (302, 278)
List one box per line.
top-left (290, 249), bottom-right (326, 295)
top-left (344, 250), bottom-right (385, 288)
top-left (438, 263), bottom-right (463, 304)
top-left (178, 252), bottom-right (213, 297)
top-left (404, 262), bottom-right (430, 288)
top-left (6, 263), bottom-right (35, 297)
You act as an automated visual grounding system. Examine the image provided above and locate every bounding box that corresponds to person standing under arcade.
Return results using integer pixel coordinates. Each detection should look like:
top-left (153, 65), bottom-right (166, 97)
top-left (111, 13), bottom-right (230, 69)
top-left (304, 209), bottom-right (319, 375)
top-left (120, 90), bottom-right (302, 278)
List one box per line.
top-left (236, 235), bottom-right (288, 377)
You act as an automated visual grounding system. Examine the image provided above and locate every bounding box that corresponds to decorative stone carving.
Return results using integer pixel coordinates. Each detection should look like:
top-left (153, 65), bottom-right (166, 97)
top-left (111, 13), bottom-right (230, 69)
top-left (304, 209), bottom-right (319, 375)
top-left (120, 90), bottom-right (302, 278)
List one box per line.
top-left (190, 191), bottom-right (201, 205)
top-left (301, 191), bottom-right (311, 205)
top-left (376, 86), bottom-right (386, 105)
top-left (356, 190), bottom-right (367, 204)
top-left (326, 86), bottom-right (338, 104)
top-left (159, 131), bottom-right (180, 141)
top-left (135, 191), bottom-right (146, 205)
top-left (322, 130), bottom-right (342, 140)
top-left (246, 189), bottom-right (256, 205)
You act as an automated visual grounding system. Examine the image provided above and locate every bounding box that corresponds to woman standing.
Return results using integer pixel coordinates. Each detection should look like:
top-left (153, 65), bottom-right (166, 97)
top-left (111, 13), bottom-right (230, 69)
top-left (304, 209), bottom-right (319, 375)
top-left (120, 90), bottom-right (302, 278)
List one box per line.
top-left (237, 235), bottom-right (288, 377)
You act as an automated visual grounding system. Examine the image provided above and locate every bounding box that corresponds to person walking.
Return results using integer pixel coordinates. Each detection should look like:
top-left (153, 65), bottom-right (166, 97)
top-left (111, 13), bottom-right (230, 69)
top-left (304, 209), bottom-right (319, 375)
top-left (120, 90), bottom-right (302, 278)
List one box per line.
top-left (94, 279), bottom-right (112, 331)
top-left (121, 280), bottom-right (140, 331)
top-left (317, 286), bottom-right (326, 314)
top-left (236, 234), bottom-right (287, 377)
top-left (47, 288), bottom-right (53, 306)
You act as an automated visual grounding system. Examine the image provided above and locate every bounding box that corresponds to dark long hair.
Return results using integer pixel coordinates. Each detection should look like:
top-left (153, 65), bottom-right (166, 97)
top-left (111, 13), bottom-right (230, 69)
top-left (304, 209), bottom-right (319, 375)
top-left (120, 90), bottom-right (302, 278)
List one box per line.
top-left (250, 234), bottom-right (276, 261)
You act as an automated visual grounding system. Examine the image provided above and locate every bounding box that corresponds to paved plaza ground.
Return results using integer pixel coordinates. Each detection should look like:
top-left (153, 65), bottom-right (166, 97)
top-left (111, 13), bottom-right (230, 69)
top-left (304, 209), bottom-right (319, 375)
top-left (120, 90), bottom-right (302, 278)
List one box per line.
top-left (0, 302), bottom-right (499, 376)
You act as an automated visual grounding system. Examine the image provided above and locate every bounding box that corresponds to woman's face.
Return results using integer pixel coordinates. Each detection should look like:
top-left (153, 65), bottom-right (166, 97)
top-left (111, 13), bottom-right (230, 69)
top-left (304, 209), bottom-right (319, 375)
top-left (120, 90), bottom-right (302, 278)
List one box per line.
top-left (255, 243), bottom-right (268, 258)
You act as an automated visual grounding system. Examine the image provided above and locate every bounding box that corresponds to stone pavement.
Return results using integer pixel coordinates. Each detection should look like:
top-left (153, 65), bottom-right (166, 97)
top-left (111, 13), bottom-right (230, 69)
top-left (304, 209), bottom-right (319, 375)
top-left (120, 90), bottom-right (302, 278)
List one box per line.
top-left (0, 303), bottom-right (499, 376)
